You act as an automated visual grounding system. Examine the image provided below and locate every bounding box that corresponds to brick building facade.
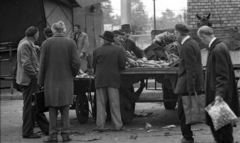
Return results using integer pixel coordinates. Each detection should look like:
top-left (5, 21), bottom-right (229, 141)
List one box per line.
top-left (187, 0), bottom-right (240, 28)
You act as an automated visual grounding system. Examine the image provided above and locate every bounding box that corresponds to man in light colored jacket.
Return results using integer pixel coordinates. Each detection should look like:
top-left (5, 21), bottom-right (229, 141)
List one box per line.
top-left (16, 26), bottom-right (49, 138)
top-left (71, 24), bottom-right (90, 72)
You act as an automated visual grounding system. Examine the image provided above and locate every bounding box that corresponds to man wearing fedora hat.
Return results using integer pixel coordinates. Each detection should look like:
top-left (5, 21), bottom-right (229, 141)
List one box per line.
top-left (119, 24), bottom-right (147, 66)
top-left (93, 31), bottom-right (126, 131)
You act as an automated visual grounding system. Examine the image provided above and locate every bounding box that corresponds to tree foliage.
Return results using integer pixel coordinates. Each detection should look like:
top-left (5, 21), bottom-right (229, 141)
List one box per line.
top-left (150, 9), bottom-right (185, 30)
top-left (102, 0), bottom-right (114, 24)
top-left (131, 0), bottom-right (148, 35)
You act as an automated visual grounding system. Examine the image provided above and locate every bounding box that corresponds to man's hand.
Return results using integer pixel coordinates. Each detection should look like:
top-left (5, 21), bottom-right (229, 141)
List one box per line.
top-left (215, 96), bottom-right (223, 102)
top-left (80, 52), bottom-right (84, 58)
top-left (142, 57), bottom-right (148, 62)
top-left (127, 58), bottom-right (138, 67)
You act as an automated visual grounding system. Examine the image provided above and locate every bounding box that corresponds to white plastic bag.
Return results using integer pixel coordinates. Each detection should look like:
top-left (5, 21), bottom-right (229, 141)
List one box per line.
top-left (205, 100), bottom-right (238, 131)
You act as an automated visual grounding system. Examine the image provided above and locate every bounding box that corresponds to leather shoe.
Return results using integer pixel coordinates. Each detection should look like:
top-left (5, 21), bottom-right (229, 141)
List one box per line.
top-left (180, 138), bottom-right (194, 143)
top-left (61, 133), bottom-right (71, 142)
top-left (23, 133), bottom-right (41, 138)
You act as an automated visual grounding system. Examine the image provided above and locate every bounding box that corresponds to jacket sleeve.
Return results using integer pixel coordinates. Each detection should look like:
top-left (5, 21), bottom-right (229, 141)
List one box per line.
top-left (214, 46), bottom-right (229, 98)
top-left (131, 41), bottom-right (146, 58)
top-left (81, 34), bottom-right (89, 55)
top-left (71, 41), bottom-right (81, 76)
top-left (20, 44), bottom-right (37, 79)
top-left (182, 43), bottom-right (197, 93)
top-left (38, 42), bottom-right (47, 85)
top-left (118, 48), bottom-right (127, 69)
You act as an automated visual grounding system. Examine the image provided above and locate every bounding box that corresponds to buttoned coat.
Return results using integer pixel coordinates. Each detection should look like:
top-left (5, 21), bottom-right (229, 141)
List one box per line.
top-left (205, 39), bottom-right (239, 124)
top-left (38, 33), bottom-right (81, 107)
top-left (16, 37), bottom-right (39, 86)
top-left (175, 38), bottom-right (204, 94)
top-left (93, 43), bottom-right (126, 89)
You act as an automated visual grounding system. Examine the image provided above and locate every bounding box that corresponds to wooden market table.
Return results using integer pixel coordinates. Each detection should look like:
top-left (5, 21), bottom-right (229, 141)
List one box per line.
top-left (73, 67), bottom-right (179, 124)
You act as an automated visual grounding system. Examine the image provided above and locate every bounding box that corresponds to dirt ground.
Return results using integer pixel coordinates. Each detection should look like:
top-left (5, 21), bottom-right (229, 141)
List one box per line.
top-left (1, 100), bottom-right (240, 143)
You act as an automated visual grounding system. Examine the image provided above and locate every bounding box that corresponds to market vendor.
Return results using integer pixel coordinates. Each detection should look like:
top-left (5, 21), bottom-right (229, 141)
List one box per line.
top-left (113, 30), bottom-right (140, 67)
top-left (119, 24), bottom-right (148, 66)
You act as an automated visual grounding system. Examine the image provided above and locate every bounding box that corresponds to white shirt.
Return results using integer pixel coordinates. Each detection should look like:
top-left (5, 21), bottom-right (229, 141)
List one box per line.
top-left (209, 37), bottom-right (217, 48)
top-left (181, 35), bottom-right (190, 45)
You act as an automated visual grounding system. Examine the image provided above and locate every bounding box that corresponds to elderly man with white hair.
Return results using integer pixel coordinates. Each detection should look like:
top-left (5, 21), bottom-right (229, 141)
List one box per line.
top-left (197, 26), bottom-right (239, 143)
top-left (39, 21), bottom-right (81, 142)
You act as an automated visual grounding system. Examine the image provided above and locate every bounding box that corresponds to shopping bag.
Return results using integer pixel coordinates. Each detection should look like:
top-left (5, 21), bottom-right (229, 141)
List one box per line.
top-left (32, 90), bottom-right (48, 113)
top-left (205, 100), bottom-right (238, 131)
top-left (182, 92), bottom-right (205, 125)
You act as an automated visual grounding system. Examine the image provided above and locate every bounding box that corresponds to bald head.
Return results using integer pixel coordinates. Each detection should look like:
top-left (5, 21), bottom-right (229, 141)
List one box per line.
top-left (197, 26), bottom-right (215, 45)
top-left (197, 26), bottom-right (214, 37)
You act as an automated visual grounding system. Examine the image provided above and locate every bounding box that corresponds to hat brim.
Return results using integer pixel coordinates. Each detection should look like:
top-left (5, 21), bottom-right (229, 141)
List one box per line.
top-left (99, 35), bottom-right (115, 42)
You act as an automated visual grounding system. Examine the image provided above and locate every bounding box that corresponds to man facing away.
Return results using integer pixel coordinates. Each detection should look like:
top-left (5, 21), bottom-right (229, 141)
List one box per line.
top-left (16, 26), bottom-right (49, 138)
top-left (71, 24), bottom-right (90, 72)
top-left (92, 31), bottom-right (126, 131)
top-left (174, 23), bottom-right (204, 143)
top-left (39, 21), bottom-right (81, 142)
top-left (197, 25), bottom-right (239, 143)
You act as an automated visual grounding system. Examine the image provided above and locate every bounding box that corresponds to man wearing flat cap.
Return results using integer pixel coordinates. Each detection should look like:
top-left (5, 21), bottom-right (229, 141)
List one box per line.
top-left (16, 26), bottom-right (49, 138)
top-left (43, 27), bottom-right (53, 39)
top-left (92, 31), bottom-right (126, 131)
top-left (174, 24), bottom-right (204, 143)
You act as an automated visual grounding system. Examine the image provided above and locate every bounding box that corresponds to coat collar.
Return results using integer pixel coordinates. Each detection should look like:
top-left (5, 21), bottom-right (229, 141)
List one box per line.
top-left (53, 33), bottom-right (65, 37)
top-left (209, 38), bottom-right (222, 51)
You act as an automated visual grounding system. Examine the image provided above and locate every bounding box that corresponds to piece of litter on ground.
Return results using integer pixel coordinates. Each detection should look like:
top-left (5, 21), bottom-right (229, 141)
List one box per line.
top-left (146, 122), bottom-right (152, 129)
top-left (129, 135), bottom-right (138, 140)
top-left (76, 136), bottom-right (101, 142)
top-left (162, 125), bottom-right (176, 129)
top-left (147, 129), bottom-right (158, 133)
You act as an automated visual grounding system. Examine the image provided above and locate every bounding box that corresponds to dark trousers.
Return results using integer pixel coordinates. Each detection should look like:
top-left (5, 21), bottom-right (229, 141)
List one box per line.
top-left (21, 79), bottom-right (49, 136)
top-left (207, 114), bottom-right (233, 143)
top-left (178, 95), bottom-right (194, 141)
top-left (48, 105), bottom-right (70, 135)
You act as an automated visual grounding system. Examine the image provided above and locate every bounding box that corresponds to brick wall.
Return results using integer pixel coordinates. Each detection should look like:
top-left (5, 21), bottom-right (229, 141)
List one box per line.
top-left (187, 0), bottom-right (240, 28)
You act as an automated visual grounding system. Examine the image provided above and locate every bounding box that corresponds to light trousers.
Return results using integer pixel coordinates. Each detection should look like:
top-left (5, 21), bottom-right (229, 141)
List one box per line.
top-left (48, 105), bottom-right (70, 135)
top-left (96, 87), bottom-right (122, 130)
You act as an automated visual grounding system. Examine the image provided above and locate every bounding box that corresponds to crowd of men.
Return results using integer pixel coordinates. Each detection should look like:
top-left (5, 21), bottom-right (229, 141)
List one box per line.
top-left (15, 20), bottom-right (239, 143)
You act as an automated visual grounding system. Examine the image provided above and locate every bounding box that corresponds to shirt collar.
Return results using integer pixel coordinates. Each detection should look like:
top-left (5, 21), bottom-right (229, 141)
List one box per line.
top-left (208, 37), bottom-right (217, 48)
top-left (181, 35), bottom-right (190, 45)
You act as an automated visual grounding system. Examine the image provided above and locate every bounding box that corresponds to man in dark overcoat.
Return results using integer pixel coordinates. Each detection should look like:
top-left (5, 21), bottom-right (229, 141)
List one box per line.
top-left (197, 25), bottom-right (239, 143)
top-left (174, 24), bottom-right (204, 143)
top-left (39, 21), bottom-right (81, 142)
top-left (119, 24), bottom-right (147, 65)
top-left (92, 31), bottom-right (126, 131)
top-left (16, 26), bottom-right (49, 138)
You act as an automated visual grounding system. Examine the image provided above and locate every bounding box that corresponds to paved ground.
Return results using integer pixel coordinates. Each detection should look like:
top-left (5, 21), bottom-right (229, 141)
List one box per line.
top-left (1, 82), bottom-right (240, 143)
top-left (1, 99), bottom-right (240, 143)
